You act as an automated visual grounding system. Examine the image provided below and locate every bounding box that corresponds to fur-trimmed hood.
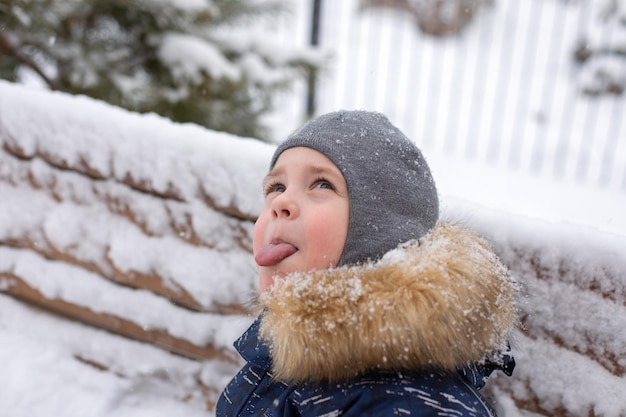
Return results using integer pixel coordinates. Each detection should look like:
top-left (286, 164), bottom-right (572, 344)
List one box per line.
top-left (258, 222), bottom-right (520, 384)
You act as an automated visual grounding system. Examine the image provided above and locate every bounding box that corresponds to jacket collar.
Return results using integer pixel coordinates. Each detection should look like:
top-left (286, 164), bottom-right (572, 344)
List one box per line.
top-left (234, 316), bottom-right (516, 390)
top-left (234, 317), bottom-right (271, 371)
top-left (255, 222), bottom-right (520, 384)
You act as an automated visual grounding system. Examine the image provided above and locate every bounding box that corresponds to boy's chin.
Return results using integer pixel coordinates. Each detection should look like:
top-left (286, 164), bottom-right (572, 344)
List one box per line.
top-left (258, 270), bottom-right (287, 292)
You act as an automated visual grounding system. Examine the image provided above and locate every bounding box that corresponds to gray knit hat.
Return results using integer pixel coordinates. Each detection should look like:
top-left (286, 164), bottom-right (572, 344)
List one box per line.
top-left (270, 110), bottom-right (439, 266)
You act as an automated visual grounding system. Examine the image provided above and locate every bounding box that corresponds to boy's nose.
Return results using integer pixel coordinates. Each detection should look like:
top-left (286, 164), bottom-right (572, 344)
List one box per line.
top-left (272, 192), bottom-right (299, 219)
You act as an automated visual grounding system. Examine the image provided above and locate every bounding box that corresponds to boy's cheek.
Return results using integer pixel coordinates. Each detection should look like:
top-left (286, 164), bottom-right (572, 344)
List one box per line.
top-left (252, 216), bottom-right (269, 254)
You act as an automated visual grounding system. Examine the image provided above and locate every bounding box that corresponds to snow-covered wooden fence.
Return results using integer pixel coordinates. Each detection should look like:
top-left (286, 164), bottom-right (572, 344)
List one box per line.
top-left (465, 210), bottom-right (626, 416)
top-left (0, 80), bottom-right (271, 410)
top-left (1, 81), bottom-right (624, 416)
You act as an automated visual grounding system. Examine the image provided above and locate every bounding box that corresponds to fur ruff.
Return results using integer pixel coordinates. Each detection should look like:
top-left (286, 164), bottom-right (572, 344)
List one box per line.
top-left (258, 222), bottom-right (520, 383)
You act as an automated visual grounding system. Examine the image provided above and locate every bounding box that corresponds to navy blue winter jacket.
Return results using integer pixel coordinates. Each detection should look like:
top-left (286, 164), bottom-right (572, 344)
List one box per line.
top-left (216, 223), bottom-right (519, 417)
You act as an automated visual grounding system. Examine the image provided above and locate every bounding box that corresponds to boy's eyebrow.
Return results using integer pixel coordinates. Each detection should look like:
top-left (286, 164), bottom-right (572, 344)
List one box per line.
top-left (263, 165), bottom-right (341, 185)
top-left (310, 165), bottom-right (339, 176)
top-left (263, 166), bottom-right (284, 185)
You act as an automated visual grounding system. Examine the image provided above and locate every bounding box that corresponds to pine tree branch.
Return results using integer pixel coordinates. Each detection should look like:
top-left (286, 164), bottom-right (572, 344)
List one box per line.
top-left (0, 30), bottom-right (59, 90)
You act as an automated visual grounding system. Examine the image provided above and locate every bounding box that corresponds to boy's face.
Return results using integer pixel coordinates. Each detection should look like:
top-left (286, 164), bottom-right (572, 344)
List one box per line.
top-left (253, 147), bottom-right (349, 291)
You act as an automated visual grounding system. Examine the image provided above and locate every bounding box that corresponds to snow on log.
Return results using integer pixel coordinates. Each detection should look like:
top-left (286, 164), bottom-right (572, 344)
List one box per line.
top-left (468, 211), bottom-right (626, 417)
top-left (0, 79), bottom-right (271, 362)
top-left (0, 293), bottom-right (243, 412)
top-left (0, 81), bottom-right (273, 315)
top-left (0, 246), bottom-right (246, 362)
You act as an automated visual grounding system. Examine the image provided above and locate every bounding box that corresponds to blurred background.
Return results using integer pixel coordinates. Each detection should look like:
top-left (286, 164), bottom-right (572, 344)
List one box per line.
top-left (289, 0), bottom-right (626, 190)
top-left (1, 0), bottom-right (624, 233)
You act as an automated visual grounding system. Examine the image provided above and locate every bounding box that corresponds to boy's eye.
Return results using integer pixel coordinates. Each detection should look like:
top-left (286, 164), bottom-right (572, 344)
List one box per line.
top-left (314, 179), bottom-right (334, 190)
top-left (264, 182), bottom-right (285, 195)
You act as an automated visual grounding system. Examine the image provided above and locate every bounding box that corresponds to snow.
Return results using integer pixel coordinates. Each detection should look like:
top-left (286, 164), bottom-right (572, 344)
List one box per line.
top-left (491, 333), bottom-right (626, 416)
top-left (159, 33), bottom-right (241, 83)
top-left (142, 0), bottom-right (212, 13)
top-left (0, 295), bottom-right (241, 417)
top-left (0, 75), bottom-right (271, 218)
top-left (0, 121), bottom-right (261, 310)
top-left (1, 1), bottom-right (625, 417)
top-left (0, 246), bottom-right (250, 347)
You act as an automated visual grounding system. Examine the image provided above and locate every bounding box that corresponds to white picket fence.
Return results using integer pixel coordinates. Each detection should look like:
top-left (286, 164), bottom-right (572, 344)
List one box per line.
top-left (270, 0), bottom-right (626, 194)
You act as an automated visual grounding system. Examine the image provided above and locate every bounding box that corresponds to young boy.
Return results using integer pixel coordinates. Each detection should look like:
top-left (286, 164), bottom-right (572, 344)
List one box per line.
top-left (216, 110), bottom-right (519, 416)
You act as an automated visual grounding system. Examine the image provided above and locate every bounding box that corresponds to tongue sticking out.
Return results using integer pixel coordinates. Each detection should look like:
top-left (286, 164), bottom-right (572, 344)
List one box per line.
top-left (255, 242), bottom-right (297, 267)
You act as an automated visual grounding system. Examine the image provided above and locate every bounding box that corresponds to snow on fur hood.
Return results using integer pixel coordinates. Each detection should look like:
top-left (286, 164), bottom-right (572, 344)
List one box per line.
top-left (258, 222), bottom-right (520, 383)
